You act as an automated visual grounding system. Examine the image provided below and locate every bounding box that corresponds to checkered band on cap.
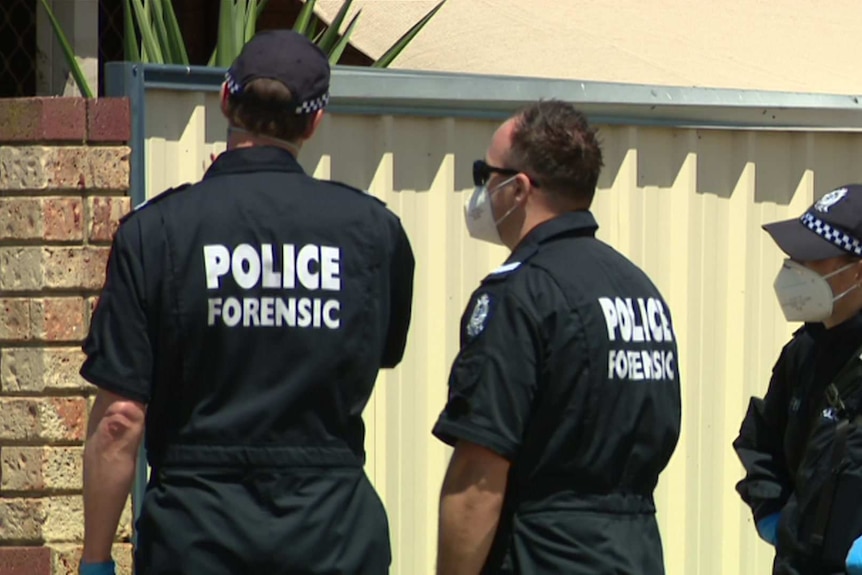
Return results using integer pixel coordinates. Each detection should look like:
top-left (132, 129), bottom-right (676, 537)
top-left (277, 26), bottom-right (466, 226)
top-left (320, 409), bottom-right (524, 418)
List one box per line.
top-left (224, 71), bottom-right (328, 115)
top-left (225, 71), bottom-right (243, 95)
top-left (295, 92), bottom-right (329, 115)
top-left (801, 212), bottom-right (862, 256)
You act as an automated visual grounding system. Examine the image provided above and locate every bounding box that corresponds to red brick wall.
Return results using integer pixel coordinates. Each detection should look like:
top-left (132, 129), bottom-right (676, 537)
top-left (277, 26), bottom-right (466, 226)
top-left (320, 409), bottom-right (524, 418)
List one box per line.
top-left (0, 98), bottom-right (135, 575)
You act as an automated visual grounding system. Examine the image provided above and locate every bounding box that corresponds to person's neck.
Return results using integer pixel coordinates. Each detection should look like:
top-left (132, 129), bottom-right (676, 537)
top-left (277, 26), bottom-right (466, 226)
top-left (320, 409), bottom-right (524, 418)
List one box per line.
top-left (824, 306), bottom-right (862, 329)
top-left (508, 204), bottom-right (588, 250)
top-left (227, 127), bottom-right (300, 156)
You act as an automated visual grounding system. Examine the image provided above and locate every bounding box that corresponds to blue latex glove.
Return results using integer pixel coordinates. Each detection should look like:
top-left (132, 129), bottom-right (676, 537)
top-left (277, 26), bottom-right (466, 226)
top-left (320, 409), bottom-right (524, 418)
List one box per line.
top-left (79, 560), bottom-right (116, 575)
top-left (848, 535), bottom-right (862, 575)
top-left (756, 512), bottom-right (780, 546)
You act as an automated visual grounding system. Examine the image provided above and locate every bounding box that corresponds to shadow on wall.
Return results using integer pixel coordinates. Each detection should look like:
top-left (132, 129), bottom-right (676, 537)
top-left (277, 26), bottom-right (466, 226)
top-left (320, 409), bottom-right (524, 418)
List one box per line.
top-left (595, 125), bottom-right (628, 192)
top-left (587, 126), bottom-right (692, 194)
top-left (807, 133), bottom-right (862, 199)
top-left (300, 115), bottom-right (494, 194)
top-left (749, 131), bottom-right (810, 205)
top-left (695, 130), bottom-right (754, 200)
top-left (593, 127), bottom-right (862, 205)
top-left (164, 111), bottom-right (862, 208)
top-left (636, 128), bottom-right (692, 192)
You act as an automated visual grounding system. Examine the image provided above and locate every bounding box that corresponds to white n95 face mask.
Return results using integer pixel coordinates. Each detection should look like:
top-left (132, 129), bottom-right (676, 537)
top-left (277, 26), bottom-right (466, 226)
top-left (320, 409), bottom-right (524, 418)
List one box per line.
top-left (773, 259), bottom-right (858, 322)
top-left (464, 176), bottom-right (519, 246)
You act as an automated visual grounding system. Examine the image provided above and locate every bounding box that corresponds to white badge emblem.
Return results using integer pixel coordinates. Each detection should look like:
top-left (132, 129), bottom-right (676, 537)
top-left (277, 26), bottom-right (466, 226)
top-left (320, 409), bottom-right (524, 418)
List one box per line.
top-left (815, 187), bottom-right (848, 213)
top-left (466, 294), bottom-right (491, 338)
top-left (822, 407), bottom-right (839, 422)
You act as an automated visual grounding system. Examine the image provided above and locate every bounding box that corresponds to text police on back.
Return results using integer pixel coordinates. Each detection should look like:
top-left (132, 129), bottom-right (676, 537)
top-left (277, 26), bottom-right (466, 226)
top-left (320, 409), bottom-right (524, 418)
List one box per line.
top-left (599, 296), bottom-right (676, 382)
top-left (204, 242), bottom-right (342, 330)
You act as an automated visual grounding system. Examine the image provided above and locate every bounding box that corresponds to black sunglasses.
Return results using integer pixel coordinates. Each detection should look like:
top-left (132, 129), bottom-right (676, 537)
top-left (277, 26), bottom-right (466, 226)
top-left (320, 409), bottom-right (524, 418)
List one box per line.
top-left (472, 159), bottom-right (539, 187)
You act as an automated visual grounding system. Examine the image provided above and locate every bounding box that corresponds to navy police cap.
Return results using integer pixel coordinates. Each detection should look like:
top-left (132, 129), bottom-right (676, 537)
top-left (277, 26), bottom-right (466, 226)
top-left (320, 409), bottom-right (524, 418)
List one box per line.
top-left (225, 29), bottom-right (330, 115)
top-left (764, 184), bottom-right (862, 261)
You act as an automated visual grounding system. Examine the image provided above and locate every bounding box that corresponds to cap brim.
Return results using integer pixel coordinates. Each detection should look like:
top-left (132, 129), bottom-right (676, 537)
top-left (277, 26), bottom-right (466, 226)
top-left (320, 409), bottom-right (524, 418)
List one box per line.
top-left (763, 218), bottom-right (848, 261)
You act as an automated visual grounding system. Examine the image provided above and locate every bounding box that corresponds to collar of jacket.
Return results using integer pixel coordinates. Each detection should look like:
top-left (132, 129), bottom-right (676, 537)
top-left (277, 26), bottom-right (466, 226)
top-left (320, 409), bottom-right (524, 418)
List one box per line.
top-left (806, 311), bottom-right (862, 344)
top-left (203, 146), bottom-right (306, 179)
top-left (507, 210), bottom-right (599, 263)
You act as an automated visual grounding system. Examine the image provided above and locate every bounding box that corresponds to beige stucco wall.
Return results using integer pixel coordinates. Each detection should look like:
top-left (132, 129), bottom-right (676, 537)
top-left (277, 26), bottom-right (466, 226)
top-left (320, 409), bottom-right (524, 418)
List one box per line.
top-left (314, 0), bottom-right (862, 95)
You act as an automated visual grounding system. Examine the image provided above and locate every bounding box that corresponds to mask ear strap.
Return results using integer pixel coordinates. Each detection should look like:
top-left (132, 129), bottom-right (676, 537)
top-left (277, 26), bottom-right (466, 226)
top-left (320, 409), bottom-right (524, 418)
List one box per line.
top-left (833, 283), bottom-right (861, 302)
top-left (494, 202), bottom-right (521, 226)
top-left (824, 261), bottom-right (859, 280)
top-left (493, 177), bottom-right (526, 226)
top-left (489, 175), bottom-right (518, 194)
top-left (831, 261), bottom-right (862, 301)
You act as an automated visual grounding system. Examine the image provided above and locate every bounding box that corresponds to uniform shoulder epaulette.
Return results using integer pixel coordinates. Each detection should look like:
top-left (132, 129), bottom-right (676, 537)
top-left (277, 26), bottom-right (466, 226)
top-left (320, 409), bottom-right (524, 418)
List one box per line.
top-left (326, 180), bottom-right (387, 207)
top-left (120, 183), bottom-right (193, 224)
top-left (480, 261), bottom-right (525, 286)
top-left (480, 246), bottom-right (542, 285)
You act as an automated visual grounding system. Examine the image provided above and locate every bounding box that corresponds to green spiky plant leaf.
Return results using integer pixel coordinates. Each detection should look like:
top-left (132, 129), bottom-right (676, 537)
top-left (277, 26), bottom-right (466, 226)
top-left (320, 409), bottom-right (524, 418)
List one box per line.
top-left (122, 0), bottom-right (141, 62)
top-left (245, 0), bottom-right (260, 43)
top-left (234, 0), bottom-right (245, 58)
top-left (149, 0), bottom-right (170, 60)
top-left (316, 0), bottom-right (354, 55)
top-left (161, 0), bottom-right (190, 64)
top-left (42, 0), bottom-right (446, 100)
top-left (37, 0), bottom-right (94, 97)
top-left (214, 0), bottom-right (236, 67)
top-left (256, 0), bottom-right (270, 18)
top-left (372, 0), bottom-right (446, 68)
top-left (130, 0), bottom-right (164, 62)
top-left (328, 10), bottom-right (362, 65)
top-left (293, 0), bottom-right (317, 38)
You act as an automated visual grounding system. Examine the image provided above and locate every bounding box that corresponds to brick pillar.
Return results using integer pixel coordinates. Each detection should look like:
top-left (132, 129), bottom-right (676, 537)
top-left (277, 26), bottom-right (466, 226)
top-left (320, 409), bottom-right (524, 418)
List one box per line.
top-left (0, 99), bottom-right (135, 575)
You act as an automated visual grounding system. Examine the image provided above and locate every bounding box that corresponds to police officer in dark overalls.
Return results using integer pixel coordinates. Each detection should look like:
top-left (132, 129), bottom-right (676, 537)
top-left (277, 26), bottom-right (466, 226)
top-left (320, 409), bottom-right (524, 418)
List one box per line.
top-left (432, 100), bottom-right (682, 575)
top-left (78, 30), bottom-right (414, 575)
top-left (734, 184), bottom-right (862, 575)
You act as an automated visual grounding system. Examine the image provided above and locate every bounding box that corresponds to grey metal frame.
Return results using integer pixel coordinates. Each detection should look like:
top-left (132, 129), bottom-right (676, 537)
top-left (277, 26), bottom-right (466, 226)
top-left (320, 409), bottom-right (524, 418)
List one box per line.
top-left (103, 60), bottom-right (862, 546)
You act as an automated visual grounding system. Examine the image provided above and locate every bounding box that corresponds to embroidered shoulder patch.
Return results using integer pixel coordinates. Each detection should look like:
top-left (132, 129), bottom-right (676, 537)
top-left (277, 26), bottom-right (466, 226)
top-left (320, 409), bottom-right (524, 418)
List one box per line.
top-left (466, 293), bottom-right (492, 338)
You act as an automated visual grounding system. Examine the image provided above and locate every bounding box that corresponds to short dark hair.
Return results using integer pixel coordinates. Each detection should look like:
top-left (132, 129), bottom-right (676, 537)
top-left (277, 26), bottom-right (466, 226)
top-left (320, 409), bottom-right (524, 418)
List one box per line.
top-left (225, 78), bottom-right (315, 142)
top-left (507, 100), bottom-right (604, 203)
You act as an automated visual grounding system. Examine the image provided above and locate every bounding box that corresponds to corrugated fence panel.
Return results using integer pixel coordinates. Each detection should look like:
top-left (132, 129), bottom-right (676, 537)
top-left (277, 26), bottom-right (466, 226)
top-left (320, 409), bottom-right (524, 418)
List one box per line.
top-left (143, 89), bottom-right (862, 575)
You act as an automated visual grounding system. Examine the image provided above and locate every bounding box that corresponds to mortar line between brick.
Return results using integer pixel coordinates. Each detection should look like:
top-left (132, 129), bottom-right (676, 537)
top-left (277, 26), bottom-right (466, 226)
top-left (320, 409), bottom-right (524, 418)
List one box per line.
top-left (0, 343), bottom-right (85, 349)
top-left (0, 441), bottom-right (85, 448)
top-left (0, 390), bottom-right (95, 398)
top-left (83, 194), bottom-right (92, 247)
top-left (0, 489), bottom-right (84, 498)
top-left (0, 189), bottom-right (130, 197)
top-left (0, 341), bottom-right (86, 349)
top-left (0, 240), bottom-right (86, 247)
top-left (0, 291), bottom-right (102, 298)
top-left (0, 538), bottom-right (48, 546)
top-left (82, 190), bottom-right (130, 197)
top-left (0, 190), bottom-right (89, 197)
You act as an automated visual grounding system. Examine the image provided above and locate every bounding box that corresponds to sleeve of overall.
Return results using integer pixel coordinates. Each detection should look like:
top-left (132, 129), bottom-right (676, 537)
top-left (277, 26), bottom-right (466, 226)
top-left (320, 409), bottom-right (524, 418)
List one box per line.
top-left (80, 218), bottom-right (153, 404)
top-left (432, 283), bottom-right (541, 461)
top-left (381, 219), bottom-right (416, 369)
top-left (732, 347), bottom-right (794, 522)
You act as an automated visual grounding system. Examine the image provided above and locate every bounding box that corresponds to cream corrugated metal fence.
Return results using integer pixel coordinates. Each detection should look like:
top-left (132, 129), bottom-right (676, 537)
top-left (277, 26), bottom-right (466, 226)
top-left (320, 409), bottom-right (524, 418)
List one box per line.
top-left (142, 88), bottom-right (862, 575)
